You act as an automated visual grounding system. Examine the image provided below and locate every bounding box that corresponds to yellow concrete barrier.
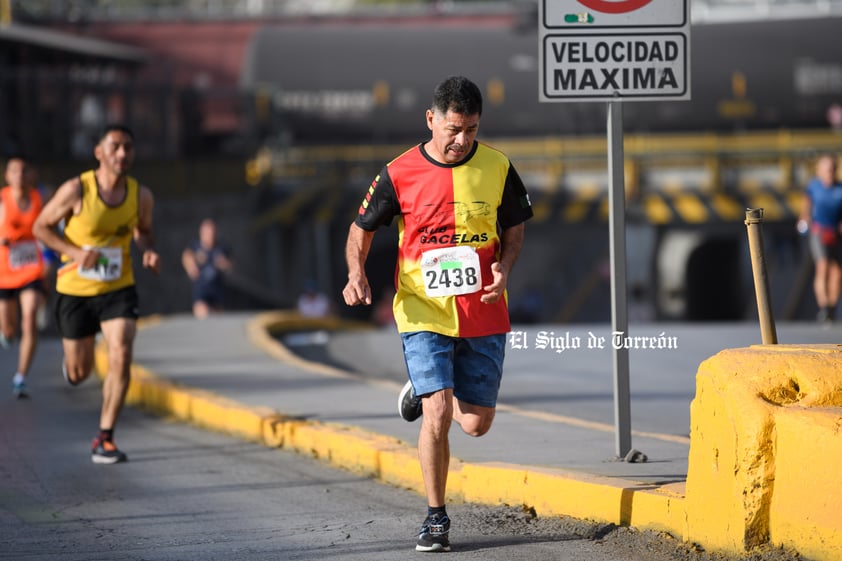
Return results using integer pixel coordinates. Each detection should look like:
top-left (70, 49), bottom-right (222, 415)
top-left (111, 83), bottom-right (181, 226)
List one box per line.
top-left (772, 406), bottom-right (842, 561)
top-left (685, 344), bottom-right (842, 560)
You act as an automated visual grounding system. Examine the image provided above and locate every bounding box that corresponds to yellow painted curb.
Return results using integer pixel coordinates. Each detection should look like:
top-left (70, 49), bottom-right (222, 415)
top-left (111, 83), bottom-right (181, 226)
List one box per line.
top-left (93, 312), bottom-right (686, 540)
top-left (90, 315), bottom-right (842, 559)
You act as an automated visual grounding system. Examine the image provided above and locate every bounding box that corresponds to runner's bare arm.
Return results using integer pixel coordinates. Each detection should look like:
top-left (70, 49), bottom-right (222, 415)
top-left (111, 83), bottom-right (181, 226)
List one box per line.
top-left (181, 247), bottom-right (200, 280)
top-left (135, 185), bottom-right (160, 273)
top-left (32, 178), bottom-right (98, 268)
top-left (481, 223), bottom-right (525, 304)
top-left (0, 201), bottom-right (6, 245)
top-left (343, 223), bottom-right (375, 306)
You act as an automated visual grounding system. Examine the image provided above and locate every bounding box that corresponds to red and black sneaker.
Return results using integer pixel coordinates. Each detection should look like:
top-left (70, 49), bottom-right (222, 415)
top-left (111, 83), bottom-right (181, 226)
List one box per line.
top-left (91, 436), bottom-right (128, 465)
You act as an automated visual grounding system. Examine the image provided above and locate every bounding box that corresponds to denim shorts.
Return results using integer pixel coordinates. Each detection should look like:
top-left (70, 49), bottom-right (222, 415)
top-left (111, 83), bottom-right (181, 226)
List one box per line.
top-left (400, 331), bottom-right (506, 408)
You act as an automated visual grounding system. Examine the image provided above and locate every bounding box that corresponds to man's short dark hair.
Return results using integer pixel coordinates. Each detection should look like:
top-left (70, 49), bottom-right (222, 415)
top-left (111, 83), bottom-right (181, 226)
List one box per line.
top-left (4, 152), bottom-right (29, 165)
top-left (98, 123), bottom-right (135, 144)
top-left (432, 76), bottom-right (483, 117)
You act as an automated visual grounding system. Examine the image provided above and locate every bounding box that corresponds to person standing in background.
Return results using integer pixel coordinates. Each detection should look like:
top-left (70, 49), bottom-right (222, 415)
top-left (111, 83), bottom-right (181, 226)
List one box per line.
top-left (0, 154), bottom-right (45, 398)
top-left (799, 153), bottom-right (842, 324)
top-left (182, 218), bottom-right (233, 319)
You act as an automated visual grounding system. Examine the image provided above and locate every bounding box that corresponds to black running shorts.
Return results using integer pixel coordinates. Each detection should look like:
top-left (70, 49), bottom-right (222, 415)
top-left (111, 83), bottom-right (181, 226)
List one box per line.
top-left (0, 279), bottom-right (45, 300)
top-left (55, 285), bottom-right (140, 339)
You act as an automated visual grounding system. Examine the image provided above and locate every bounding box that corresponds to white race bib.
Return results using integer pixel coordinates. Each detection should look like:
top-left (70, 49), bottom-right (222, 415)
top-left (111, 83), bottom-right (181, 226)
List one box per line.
top-left (420, 246), bottom-right (482, 298)
top-left (78, 246), bottom-right (123, 282)
top-left (8, 241), bottom-right (39, 270)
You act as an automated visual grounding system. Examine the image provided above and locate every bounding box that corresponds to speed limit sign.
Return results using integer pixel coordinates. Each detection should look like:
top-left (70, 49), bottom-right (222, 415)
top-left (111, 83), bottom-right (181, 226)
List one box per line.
top-left (540, 0), bottom-right (690, 101)
top-left (578, 0), bottom-right (654, 13)
top-left (543, 0), bottom-right (686, 28)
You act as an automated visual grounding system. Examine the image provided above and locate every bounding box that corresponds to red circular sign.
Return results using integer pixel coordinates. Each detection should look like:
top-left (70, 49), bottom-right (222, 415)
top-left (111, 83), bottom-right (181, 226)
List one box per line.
top-left (577, 0), bottom-right (654, 14)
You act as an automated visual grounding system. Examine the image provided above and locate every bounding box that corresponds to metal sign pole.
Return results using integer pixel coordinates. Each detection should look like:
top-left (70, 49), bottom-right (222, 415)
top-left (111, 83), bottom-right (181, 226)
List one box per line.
top-left (607, 100), bottom-right (632, 458)
top-left (540, 0), bottom-right (689, 461)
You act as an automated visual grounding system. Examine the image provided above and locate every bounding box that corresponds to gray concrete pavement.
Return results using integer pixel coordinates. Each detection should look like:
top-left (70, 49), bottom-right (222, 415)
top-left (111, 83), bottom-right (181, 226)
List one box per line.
top-left (129, 314), bottom-right (840, 485)
top-left (1, 313), bottom-right (831, 561)
top-left (5, 339), bottom-right (649, 561)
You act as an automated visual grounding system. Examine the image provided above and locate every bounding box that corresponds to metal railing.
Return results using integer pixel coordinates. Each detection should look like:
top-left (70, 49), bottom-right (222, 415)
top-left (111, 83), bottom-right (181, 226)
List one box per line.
top-left (247, 129), bottom-right (842, 195)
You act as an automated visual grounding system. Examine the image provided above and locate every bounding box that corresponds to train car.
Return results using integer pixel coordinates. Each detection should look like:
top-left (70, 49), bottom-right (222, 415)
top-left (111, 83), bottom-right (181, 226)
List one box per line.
top-left (239, 14), bottom-right (842, 324)
top-left (240, 15), bottom-right (842, 143)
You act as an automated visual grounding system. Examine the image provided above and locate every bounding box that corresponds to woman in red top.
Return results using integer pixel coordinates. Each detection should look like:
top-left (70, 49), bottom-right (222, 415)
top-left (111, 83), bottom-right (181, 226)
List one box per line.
top-left (0, 155), bottom-right (45, 398)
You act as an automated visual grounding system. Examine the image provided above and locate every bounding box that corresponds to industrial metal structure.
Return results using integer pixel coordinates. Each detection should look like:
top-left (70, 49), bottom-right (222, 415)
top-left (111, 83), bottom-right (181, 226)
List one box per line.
top-left (1, 1), bottom-right (840, 320)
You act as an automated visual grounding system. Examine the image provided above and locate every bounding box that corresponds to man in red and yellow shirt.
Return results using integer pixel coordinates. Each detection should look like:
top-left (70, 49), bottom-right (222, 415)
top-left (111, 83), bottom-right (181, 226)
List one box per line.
top-left (0, 154), bottom-right (45, 398)
top-left (34, 124), bottom-right (160, 465)
top-left (343, 76), bottom-right (532, 552)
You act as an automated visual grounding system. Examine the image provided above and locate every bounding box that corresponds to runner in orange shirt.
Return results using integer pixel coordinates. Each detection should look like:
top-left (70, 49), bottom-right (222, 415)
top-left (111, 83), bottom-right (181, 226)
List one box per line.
top-left (0, 154), bottom-right (45, 398)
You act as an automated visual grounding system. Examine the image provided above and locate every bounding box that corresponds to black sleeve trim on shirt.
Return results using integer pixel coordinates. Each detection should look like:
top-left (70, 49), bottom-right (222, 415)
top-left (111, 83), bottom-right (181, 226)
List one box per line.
top-left (497, 163), bottom-right (533, 230)
top-left (355, 166), bottom-right (401, 231)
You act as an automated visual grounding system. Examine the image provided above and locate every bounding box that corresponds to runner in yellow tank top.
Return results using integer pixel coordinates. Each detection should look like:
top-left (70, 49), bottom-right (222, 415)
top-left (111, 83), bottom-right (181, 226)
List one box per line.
top-left (55, 169), bottom-right (138, 296)
top-left (33, 124), bottom-right (161, 465)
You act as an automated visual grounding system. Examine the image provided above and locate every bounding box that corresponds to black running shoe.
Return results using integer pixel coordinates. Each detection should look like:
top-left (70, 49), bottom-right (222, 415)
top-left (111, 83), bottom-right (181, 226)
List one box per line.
top-left (398, 380), bottom-right (422, 422)
top-left (416, 513), bottom-right (451, 552)
top-left (91, 436), bottom-right (128, 464)
top-left (61, 360), bottom-right (81, 387)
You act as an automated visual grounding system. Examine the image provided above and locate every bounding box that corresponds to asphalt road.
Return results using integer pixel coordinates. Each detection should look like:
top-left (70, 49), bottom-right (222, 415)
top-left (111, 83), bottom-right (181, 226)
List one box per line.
top-left (0, 333), bottom-right (805, 561)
